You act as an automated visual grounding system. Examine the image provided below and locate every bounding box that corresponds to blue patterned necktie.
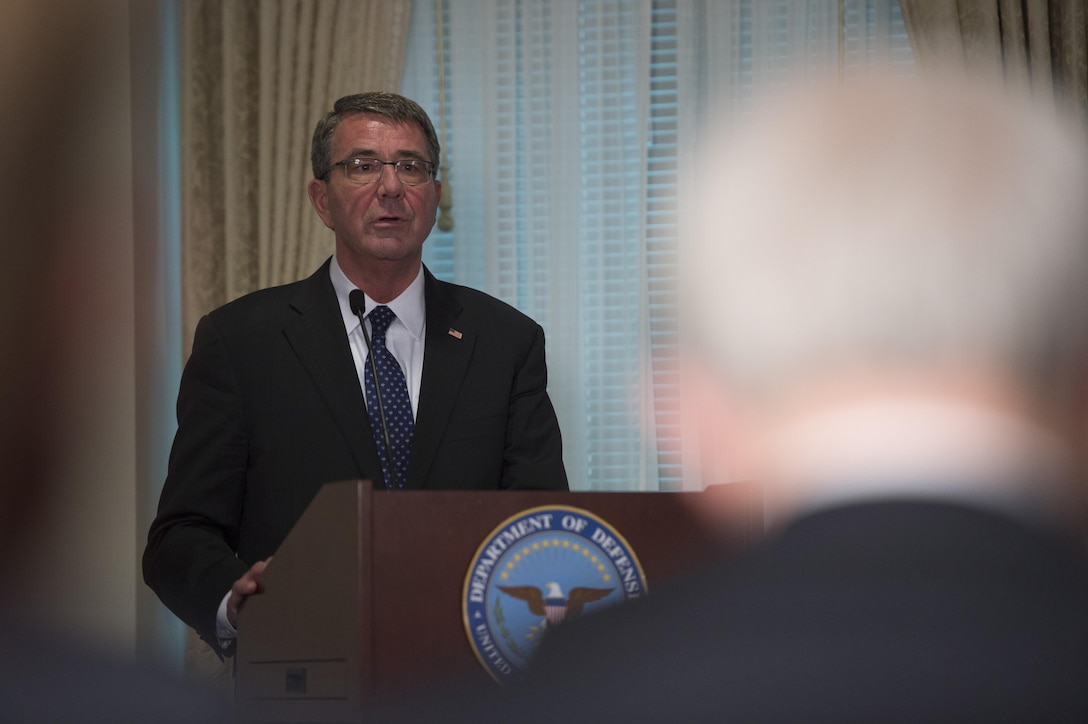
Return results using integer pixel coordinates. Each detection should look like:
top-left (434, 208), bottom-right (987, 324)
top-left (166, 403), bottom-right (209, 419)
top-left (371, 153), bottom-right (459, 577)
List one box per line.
top-left (363, 305), bottom-right (414, 489)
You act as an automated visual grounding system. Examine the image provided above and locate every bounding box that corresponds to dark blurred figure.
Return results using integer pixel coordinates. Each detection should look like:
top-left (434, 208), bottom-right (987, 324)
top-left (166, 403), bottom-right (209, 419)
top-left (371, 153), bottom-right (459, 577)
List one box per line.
top-left (397, 73), bottom-right (1088, 722)
top-left (0, 1), bottom-right (227, 720)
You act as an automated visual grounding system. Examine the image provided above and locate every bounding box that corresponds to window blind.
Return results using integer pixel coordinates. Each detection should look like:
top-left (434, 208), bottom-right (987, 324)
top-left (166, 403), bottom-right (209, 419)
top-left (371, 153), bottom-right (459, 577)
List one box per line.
top-left (401, 0), bottom-right (913, 491)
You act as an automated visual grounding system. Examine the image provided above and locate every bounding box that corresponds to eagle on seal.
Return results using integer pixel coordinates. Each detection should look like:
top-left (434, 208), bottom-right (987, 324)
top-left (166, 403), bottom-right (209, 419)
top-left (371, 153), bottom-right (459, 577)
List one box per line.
top-left (498, 582), bottom-right (613, 626)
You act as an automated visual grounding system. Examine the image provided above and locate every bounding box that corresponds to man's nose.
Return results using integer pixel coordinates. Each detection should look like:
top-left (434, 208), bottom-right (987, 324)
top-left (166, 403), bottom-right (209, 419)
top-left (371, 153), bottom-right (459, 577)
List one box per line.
top-left (377, 163), bottom-right (405, 195)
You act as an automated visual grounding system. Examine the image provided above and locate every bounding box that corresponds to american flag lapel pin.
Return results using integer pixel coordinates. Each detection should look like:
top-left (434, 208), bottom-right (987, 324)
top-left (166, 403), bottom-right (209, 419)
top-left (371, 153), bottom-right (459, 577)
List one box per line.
top-left (448, 328), bottom-right (463, 340)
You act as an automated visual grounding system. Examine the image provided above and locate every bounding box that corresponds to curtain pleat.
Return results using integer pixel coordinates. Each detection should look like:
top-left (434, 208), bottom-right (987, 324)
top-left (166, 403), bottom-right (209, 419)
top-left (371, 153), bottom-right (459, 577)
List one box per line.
top-left (899, 0), bottom-right (1087, 126)
top-left (181, 0), bottom-right (413, 354)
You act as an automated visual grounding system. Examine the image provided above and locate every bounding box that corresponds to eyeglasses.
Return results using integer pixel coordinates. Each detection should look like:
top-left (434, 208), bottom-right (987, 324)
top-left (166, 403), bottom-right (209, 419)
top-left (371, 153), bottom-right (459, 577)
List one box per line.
top-left (328, 156), bottom-right (436, 186)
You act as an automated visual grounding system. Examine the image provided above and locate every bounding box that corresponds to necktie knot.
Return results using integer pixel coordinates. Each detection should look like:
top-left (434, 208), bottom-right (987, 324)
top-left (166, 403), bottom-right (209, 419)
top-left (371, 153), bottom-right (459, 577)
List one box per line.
top-left (368, 306), bottom-right (396, 343)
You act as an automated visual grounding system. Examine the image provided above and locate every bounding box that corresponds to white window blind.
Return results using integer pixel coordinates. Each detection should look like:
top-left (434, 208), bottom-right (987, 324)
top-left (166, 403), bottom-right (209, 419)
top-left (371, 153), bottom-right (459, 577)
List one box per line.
top-left (401, 0), bottom-right (913, 492)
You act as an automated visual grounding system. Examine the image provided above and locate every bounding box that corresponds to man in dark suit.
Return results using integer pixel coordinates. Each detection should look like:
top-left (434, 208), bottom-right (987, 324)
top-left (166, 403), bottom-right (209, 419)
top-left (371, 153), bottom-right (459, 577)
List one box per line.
top-left (144, 92), bottom-right (568, 657)
top-left (408, 74), bottom-right (1088, 721)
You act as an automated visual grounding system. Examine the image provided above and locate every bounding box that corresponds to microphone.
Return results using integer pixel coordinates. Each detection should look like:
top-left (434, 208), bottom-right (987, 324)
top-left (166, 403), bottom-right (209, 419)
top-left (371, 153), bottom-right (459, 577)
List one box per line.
top-left (349, 289), bottom-right (396, 489)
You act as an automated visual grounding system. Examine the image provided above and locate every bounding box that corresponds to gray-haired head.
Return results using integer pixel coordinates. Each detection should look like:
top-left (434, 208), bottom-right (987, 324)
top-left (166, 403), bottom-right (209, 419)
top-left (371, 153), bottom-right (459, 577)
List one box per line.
top-left (310, 91), bottom-right (441, 180)
top-left (684, 74), bottom-right (1088, 424)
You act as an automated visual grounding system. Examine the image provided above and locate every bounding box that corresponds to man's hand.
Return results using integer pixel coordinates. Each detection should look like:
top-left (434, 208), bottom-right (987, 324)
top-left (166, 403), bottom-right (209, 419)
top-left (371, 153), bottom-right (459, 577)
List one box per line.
top-left (226, 557), bottom-right (272, 627)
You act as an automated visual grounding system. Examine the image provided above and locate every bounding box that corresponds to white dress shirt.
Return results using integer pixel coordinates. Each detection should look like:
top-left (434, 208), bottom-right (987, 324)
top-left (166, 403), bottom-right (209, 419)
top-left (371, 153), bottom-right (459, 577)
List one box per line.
top-left (329, 256), bottom-right (427, 416)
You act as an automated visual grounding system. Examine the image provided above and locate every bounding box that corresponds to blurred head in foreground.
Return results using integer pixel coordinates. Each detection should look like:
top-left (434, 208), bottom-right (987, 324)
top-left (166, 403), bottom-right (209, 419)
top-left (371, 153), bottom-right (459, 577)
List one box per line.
top-left (0, 0), bottom-right (97, 581)
top-left (372, 70), bottom-right (1088, 724)
top-left (684, 72), bottom-right (1088, 528)
top-left (0, 2), bottom-right (228, 719)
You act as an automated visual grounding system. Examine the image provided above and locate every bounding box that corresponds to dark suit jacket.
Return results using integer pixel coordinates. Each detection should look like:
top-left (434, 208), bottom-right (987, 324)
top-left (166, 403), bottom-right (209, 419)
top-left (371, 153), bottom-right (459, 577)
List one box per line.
top-left (412, 500), bottom-right (1088, 723)
top-left (143, 260), bottom-right (567, 653)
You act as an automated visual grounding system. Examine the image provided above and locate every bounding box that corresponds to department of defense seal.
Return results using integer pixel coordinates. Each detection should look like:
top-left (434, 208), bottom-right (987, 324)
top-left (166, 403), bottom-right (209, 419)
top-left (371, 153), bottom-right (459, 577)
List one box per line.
top-left (462, 505), bottom-right (648, 684)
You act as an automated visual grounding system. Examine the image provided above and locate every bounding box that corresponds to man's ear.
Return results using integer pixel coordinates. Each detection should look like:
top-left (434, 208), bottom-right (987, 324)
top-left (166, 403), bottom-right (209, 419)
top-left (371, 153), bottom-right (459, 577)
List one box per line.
top-left (680, 354), bottom-right (750, 487)
top-left (307, 178), bottom-right (334, 230)
top-left (677, 352), bottom-right (767, 532)
top-left (1075, 365), bottom-right (1088, 471)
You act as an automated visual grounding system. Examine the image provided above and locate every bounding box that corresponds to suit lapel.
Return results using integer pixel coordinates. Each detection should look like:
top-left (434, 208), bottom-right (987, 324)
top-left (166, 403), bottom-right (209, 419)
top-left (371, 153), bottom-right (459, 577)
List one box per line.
top-left (281, 259), bottom-right (381, 478)
top-left (407, 268), bottom-right (474, 488)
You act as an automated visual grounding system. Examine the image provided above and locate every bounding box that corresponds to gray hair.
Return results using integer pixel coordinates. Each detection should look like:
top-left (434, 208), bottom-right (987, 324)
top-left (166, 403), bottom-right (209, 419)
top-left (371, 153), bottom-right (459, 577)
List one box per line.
top-left (684, 75), bottom-right (1088, 414)
top-left (310, 91), bottom-right (441, 180)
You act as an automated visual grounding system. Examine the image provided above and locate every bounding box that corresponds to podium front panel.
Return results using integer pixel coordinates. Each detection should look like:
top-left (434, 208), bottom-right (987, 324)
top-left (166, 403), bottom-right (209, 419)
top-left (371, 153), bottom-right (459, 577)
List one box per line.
top-left (236, 482), bottom-right (760, 722)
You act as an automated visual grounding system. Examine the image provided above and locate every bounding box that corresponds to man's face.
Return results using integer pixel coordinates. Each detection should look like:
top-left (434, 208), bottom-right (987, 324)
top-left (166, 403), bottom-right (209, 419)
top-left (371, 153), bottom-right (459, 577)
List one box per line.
top-left (308, 113), bottom-right (441, 273)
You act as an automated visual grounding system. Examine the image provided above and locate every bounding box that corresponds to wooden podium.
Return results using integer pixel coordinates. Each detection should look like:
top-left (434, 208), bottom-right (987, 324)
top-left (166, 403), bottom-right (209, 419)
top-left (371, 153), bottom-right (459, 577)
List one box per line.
top-left (234, 480), bottom-right (761, 722)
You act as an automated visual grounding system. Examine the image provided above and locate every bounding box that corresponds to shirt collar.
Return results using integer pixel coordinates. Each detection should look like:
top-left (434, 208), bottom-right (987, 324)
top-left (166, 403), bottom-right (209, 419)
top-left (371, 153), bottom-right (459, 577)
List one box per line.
top-left (763, 398), bottom-right (1080, 531)
top-left (329, 256), bottom-right (426, 340)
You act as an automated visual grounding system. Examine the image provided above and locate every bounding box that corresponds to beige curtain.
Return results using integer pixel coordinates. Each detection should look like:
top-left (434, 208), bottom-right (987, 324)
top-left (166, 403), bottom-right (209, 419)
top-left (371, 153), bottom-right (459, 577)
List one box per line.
top-left (899, 0), bottom-right (1087, 125)
top-left (178, 0), bottom-right (412, 695)
top-left (181, 0), bottom-right (414, 350)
